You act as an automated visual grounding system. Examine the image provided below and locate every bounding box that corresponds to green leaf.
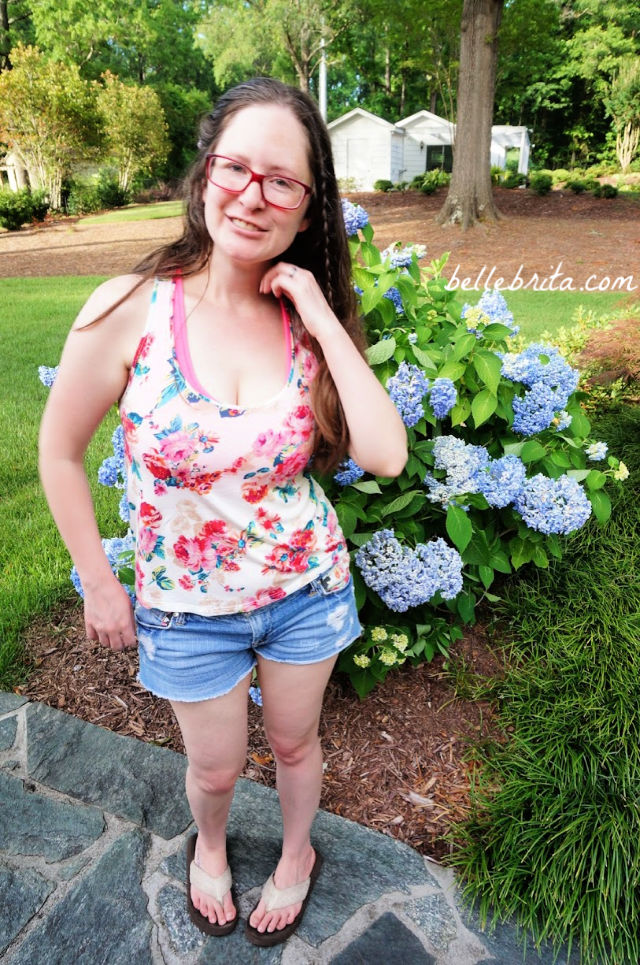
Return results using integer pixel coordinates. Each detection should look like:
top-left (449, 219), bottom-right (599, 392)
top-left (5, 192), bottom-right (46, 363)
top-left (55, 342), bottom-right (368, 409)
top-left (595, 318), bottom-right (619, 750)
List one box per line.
top-left (481, 323), bottom-right (515, 339)
top-left (567, 469), bottom-right (591, 481)
top-left (361, 221), bottom-right (374, 243)
top-left (405, 454), bottom-right (426, 479)
top-left (489, 551), bottom-right (511, 574)
top-left (352, 266), bottom-right (374, 289)
top-left (589, 489), bottom-right (612, 523)
top-left (381, 490), bottom-right (420, 516)
top-left (586, 469), bottom-right (607, 491)
top-left (567, 407), bottom-right (591, 438)
top-left (361, 285), bottom-right (383, 314)
top-left (450, 333), bottom-right (478, 362)
top-left (449, 397), bottom-right (472, 427)
top-left (410, 345), bottom-right (438, 373)
top-left (532, 545), bottom-right (549, 568)
top-left (352, 480), bottom-right (382, 494)
top-left (478, 565), bottom-right (495, 589)
top-left (471, 389), bottom-right (498, 428)
top-left (437, 361), bottom-right (466, 382)
top-left (366, 337), bottom-right (397, 365)
top-left (521, 440), bottom-right (547, 463)
top-left (446, 504), bottom-right (472, 552)
top-left (336, 504), bottom-right (358, 538)
top-left (473, 351), bottom-right (503, 394)
top-left (456, 589), bottom-right (476, 623)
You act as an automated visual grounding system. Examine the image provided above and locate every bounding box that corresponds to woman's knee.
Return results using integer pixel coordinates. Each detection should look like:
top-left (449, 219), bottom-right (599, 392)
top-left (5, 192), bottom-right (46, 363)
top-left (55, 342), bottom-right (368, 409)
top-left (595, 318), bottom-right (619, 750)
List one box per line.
top-left (267, 730), bottom-right (320, 767)
top-left (187, 762), bottom-right (243, 797)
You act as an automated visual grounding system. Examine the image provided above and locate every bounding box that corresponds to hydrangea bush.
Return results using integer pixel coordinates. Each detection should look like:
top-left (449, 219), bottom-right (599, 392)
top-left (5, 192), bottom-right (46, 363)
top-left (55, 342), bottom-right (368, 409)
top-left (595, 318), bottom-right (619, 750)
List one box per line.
top-left (40, 204), bottom-right (628, 700)
top-left (323, 201), bottom-right (627, 696)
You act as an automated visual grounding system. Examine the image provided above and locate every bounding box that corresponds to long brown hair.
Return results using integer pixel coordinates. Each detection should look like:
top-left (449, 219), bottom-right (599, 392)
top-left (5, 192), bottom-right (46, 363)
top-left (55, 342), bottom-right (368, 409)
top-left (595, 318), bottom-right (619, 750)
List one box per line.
top-left (134, 77), bottom-right (367, 474)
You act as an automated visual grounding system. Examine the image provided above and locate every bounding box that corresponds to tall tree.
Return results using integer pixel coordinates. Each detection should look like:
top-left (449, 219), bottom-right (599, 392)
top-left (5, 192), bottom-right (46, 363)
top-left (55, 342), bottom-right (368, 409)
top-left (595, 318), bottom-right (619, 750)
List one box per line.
top-left (0, 44), bottom-right (101, 207)
top-left (197, 0), bottom-right (352, 93)
top-left (437, 0), bottom-right (504, 228)
top-left (97, 72), bottom-right (170, 191)
top-left (0, 0), bottom-right (33, 71)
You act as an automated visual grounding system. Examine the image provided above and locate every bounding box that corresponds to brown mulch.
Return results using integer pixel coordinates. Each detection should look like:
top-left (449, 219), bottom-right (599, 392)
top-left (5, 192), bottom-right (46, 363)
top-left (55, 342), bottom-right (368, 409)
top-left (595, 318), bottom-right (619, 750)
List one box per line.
top-left (9, 186), bottom-right (638, 858)
top-left (19, 600), bottom-right (503, 860)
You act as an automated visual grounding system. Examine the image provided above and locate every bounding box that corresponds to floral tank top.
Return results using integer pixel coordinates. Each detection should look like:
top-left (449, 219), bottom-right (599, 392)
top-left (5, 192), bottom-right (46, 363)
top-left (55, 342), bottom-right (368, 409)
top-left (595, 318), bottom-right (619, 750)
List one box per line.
top-left (119, 277), bottom-right (351, 615)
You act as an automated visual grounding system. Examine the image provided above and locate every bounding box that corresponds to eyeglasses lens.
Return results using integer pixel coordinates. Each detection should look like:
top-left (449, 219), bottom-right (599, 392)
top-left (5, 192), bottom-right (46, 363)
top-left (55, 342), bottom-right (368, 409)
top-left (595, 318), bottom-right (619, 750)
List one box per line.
top-left (208, 157), bottom-right (305, 209)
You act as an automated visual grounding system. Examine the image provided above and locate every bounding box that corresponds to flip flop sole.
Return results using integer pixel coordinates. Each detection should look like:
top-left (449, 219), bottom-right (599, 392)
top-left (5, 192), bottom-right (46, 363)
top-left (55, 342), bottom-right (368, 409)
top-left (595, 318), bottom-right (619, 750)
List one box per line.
top-left (245, 850), bottom-right (324, 947)
top-left (186, 833), bottom-right (238, 937)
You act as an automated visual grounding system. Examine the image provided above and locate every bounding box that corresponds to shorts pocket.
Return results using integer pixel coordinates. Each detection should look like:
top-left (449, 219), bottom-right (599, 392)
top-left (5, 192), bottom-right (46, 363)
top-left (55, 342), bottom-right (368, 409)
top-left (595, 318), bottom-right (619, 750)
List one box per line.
top-left (134, 602), bottom-right (174, 630)
top-left (308, 570), bottom-right (352, 597)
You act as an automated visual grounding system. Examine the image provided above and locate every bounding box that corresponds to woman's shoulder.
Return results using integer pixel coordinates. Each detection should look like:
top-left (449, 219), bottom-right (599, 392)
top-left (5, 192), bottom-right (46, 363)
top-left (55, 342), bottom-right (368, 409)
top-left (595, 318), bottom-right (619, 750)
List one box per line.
top-left (72, 274), bottom-right (159, 331)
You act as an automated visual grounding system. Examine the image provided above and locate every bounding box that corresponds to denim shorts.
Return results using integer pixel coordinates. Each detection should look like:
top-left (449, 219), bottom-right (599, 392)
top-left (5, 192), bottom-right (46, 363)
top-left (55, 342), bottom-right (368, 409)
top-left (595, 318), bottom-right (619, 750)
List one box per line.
top-left (134, 571), bottom-right (362, 702)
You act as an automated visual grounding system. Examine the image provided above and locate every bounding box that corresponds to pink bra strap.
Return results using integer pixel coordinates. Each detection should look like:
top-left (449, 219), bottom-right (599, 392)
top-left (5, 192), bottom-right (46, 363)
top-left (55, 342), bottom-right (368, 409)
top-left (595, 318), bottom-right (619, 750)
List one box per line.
top-left (172, 276), bottom-right (293, 399)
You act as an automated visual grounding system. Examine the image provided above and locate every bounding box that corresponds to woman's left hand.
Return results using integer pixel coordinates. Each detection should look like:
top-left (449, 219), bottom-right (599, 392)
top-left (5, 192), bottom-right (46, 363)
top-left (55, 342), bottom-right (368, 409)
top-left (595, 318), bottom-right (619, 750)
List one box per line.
top-left (259, 262), bottom-right (339, 342)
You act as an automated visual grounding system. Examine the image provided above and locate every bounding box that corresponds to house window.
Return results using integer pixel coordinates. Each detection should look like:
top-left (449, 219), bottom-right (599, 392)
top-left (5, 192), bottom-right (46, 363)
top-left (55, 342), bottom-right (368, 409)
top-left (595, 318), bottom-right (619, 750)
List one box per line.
top-left (426, 145), bottom-right (452, 172)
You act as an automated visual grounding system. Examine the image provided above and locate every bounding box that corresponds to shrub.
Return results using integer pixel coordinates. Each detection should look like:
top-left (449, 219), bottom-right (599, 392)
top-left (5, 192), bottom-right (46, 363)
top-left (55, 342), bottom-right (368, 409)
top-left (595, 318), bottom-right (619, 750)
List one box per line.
top-left (96, 171), bottom-right (130, 209)
top-left (419, 169), bottom-right (450, 195)
top-left (529, 171), bottom-right (552, 196)
top-left (29, 189), bottom-right (50, 222)
top-left (66, 180), bottom-right (103, 215)
top-left (592, 182), bottom-right (618, 199)
top-left (551, 168), bottom-right (570, 186)
top-left (490, 165), bottom-right (504, 185)
top-left (501, 171), bottom-right (526, 189)
top-left (325, 201), bottom-right (626, 697)
top-left (0, 188), bottom-right (35, 230)
top-left (131, 179), bottom-right (178, 204)
top-left (566, 178), bottom-right (587, 193)
top-left (410, 174), bottom-right (425, 189)
top-left (373, 179), bottom-right (393, 192)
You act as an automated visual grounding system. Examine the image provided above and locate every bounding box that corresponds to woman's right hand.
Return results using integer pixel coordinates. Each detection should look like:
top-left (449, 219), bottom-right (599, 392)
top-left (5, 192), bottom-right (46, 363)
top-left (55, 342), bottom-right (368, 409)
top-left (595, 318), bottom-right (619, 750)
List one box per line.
top-left (83, 576), bottom-right (137, 652)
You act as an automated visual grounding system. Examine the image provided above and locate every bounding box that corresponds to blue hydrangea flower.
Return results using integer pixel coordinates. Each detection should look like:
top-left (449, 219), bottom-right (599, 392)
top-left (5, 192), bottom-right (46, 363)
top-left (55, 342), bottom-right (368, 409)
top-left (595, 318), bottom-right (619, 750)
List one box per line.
top-left (380, 242), bottom-right (427, 268)
top-left (355, 529), bottom-right (463, 612)
top-left (70, 533), bottom-right (135, 600)
top-left (119, 490), bottom-right (130, 524)
top-left (38, 365), bottom-right (59, 387)
top-left (513, 474), bottom-right (592, 535)
top-left (585, 441), bottom-right (608, 461)
top-left (383, 286), bottom-right (403, 313)
top-left (334, 458), bottom-right (365, 486)
top-left (386, 362), bottom-right (430, 428)
top-left (428, 378), bottom-right (457, 419)
top-left (424, 436), bottom-right (490, 505)
top-left (476, 454), bottom-right (527, 508)
top-left (500, 343), bottom-right (579, 398)
top-left (111, 425), bottom-right (125, 463)
top-left (462, 289), bottom-right (519, 337)
top-left (341, 199), bottom-right (369, 236)
top-left (249, 686), bottom-right (263, 707)
top-left (512, 383), bottom-right (566, 436)
top-left (554, 411), bottom-right (572, 431)
top-left (97, 455), bottom-right (121, 487)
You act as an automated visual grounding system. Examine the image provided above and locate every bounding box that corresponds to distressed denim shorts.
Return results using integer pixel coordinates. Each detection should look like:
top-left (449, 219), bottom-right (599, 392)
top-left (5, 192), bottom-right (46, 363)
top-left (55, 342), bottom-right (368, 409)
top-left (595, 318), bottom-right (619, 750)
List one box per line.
top-left (134, 571), bottom-right (362, 702)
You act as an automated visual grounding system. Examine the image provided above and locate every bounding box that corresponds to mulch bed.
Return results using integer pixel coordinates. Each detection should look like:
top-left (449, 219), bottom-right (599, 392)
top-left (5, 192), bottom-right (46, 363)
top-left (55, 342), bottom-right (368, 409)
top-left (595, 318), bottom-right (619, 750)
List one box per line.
top-left (19, 600), bottom-right (503, 860)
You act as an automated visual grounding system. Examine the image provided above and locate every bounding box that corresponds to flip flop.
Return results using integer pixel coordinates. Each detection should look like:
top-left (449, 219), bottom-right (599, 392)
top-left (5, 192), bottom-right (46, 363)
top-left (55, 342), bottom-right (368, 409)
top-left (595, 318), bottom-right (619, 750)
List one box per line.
top-left (186, 833), bottom-right (238, 937)
top-left (245, 849), bottom-right (324, 947)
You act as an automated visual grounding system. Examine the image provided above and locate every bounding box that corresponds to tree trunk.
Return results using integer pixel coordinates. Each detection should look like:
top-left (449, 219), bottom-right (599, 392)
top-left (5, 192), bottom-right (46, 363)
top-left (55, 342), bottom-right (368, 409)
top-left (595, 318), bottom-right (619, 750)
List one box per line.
top-left (437, 0), bottom-right (504, 229)
top-left (0, 0), bottom-right (11, 71)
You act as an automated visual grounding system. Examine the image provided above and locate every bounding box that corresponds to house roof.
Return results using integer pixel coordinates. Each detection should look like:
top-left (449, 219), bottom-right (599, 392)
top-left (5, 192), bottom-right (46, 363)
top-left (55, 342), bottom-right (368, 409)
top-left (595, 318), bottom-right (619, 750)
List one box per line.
top-left (327, 107), bottom-right (404, 134)
top-left (396, 110), bottom-right (452, 128)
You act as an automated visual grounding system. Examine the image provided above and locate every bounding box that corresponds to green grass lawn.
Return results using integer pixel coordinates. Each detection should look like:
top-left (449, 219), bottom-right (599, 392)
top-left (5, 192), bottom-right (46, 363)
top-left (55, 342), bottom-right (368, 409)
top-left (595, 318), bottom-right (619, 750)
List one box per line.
top-left (453, 288), bottom-right (637, 341)
top-left (82, 200), bottom-right (183, 224)
top-left (0, 276), bottom-right (120, 687)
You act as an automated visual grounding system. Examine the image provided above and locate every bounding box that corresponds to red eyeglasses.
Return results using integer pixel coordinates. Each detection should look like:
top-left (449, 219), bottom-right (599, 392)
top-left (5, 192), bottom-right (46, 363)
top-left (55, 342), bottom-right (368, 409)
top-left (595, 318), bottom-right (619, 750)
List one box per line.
top-left (205, 154), bottom-right (312, 210)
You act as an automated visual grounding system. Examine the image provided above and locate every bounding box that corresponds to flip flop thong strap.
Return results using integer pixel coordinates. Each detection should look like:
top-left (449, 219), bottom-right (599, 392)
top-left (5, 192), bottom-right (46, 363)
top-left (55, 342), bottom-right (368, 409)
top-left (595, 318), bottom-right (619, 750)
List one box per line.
top-left (190, 861), bottom-right (232, 902)
top-left (261, 873), bottom-right (310, 912)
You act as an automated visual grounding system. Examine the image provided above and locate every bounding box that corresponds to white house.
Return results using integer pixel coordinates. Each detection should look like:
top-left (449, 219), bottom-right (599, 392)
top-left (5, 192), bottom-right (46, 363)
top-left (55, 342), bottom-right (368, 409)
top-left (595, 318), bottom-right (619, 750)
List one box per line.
top-left (327, 108), bottom-right (406, 191)
top-left (328, 107), bottom-right (531, 189)
top-left (396, 110), bottom-right (456, 181)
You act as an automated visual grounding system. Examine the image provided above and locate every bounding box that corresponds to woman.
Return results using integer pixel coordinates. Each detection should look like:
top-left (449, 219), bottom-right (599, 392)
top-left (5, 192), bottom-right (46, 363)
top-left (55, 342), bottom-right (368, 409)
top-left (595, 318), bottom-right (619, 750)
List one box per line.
top-left (39, 77), bottom-right (407, 946)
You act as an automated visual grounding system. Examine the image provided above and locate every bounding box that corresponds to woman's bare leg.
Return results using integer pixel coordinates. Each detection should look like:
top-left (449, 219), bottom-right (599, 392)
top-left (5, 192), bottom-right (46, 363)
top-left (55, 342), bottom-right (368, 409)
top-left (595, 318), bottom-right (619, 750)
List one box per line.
top-left (248, 654), bottom-right (337, 935)
top-left (170, 670), bottom-right (251, 926)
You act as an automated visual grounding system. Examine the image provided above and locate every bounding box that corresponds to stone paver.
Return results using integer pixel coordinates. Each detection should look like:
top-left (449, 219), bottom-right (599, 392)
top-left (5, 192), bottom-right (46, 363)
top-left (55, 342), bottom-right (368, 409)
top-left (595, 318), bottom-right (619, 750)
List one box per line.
top-left (0, 693), bottom-right (586, 964)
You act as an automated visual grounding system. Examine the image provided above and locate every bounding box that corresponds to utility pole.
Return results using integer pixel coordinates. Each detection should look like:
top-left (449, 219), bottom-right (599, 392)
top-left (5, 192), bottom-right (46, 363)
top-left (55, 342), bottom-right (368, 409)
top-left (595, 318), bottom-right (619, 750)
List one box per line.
top-left (319, 36), bottom-right (327, 120)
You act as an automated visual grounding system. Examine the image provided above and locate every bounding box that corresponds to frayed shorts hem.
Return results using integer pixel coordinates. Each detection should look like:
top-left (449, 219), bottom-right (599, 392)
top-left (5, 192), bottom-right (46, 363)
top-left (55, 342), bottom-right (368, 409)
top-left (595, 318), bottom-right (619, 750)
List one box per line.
top-left (136, 664), bottom-right (255, 704)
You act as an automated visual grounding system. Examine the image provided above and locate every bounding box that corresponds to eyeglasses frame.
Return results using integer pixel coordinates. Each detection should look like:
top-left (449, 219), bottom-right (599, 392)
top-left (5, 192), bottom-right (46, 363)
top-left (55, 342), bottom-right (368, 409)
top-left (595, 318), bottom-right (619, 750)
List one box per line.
top-left (205, 154), bottom-right (312, 211)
